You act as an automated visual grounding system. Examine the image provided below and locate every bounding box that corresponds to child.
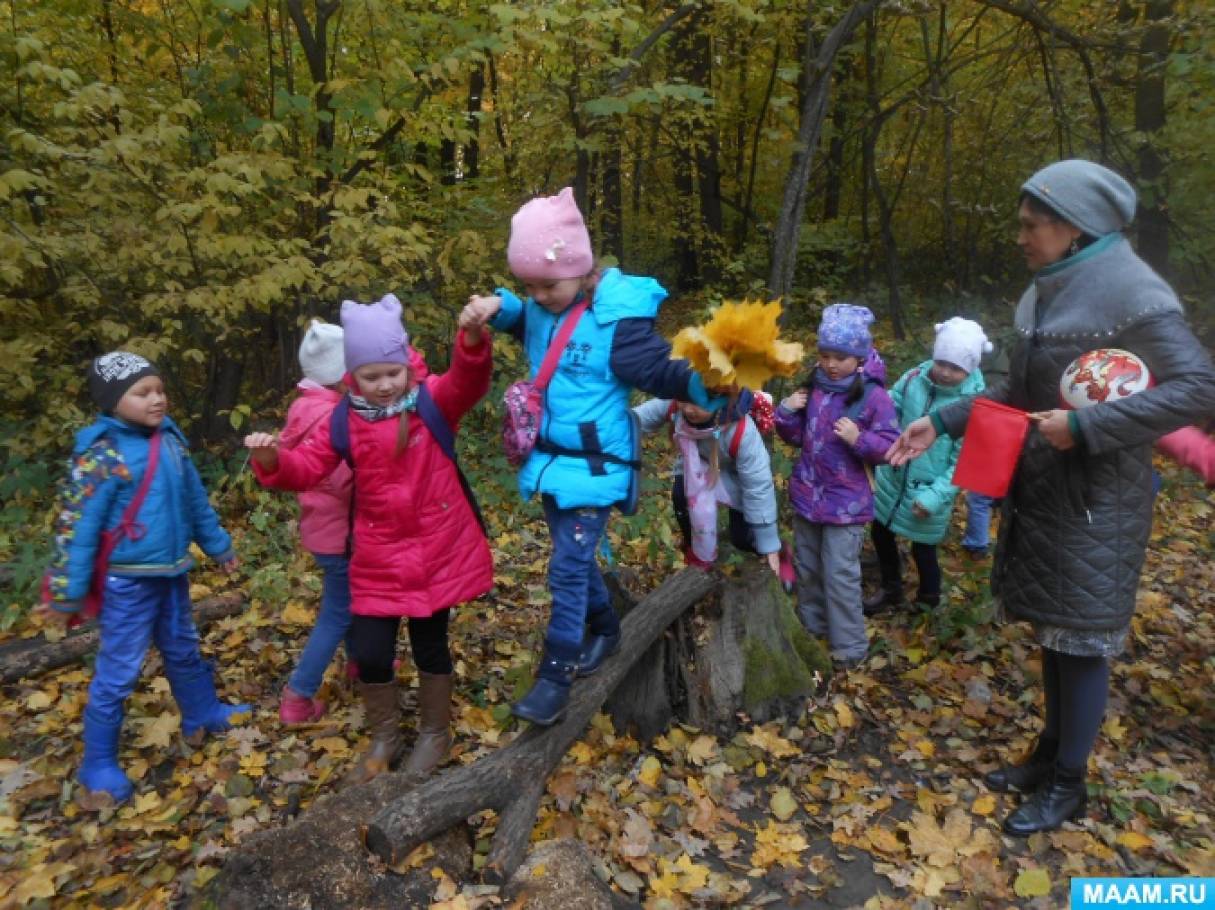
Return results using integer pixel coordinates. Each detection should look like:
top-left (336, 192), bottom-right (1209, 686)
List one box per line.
top-left (462, 187), bottom-right (722, 726)
top-left (774, 304), bottom-right (899, 668)
top-left (274, 320), bottom-right (355, 724)
top-left (864, 318), bottom-right (991, 614)
top-left (245, 295), bottom-right (493, 782)
top-left (39, 352), bottom-right (247, 803)
top-left (633, 392), bottom-right (792, 586)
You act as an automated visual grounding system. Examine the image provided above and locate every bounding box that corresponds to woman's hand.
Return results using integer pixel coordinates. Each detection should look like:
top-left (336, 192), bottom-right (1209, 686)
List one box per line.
top-left (243, 432), bottom-right (280, 470)
top-left (1030, 409), bottom-right (1075, 451)
top-left (886, 416), bottom-right (937, 466)
top-left (781, 389), bottom-right (808, 411)
top-left (911, 501), bottom-right (931, 520)
top-left (834, 417), bottom-right (860, 446)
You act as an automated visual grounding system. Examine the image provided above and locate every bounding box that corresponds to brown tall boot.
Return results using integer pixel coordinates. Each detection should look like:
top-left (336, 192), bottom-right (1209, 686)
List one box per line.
top-left (344, 681), bottom-right (403, 786)
top-left (403, 672), bottom-right (453, 775)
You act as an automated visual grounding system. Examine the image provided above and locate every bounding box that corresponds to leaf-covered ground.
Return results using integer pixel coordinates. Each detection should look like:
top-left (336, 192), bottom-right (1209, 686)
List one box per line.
top-left (1, 463), bottom-right (1211, 908)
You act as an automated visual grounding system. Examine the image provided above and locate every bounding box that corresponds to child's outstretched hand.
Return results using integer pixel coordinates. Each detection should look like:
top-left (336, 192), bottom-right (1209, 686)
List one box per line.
top-left (834, 417), bottom-right (860, 446)
top-left (458, 296), bottom-right (496, 345)
top-left (243, 432), bottom-right (279, 471)
top-left (781, 389), bottom-right (808, 411)
top-left (766, 552), bottom-right (781, 575)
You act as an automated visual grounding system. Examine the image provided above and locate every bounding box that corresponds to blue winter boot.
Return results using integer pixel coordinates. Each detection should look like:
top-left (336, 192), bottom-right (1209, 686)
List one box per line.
top-left (576, 631), bottom-right (621, 678)
top-left (512, 645), bottom-right (578, 726)
top-left (169, 663), bottom-right (251, 740)
top-left (78, 707), bottom-right (134, 803)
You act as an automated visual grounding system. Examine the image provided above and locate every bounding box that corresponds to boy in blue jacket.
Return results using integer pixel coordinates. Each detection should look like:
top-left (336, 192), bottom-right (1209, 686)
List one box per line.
top-left (463, 188), bottom-right (722, 726)
top-left (39, 352), bottom-right (248, 803)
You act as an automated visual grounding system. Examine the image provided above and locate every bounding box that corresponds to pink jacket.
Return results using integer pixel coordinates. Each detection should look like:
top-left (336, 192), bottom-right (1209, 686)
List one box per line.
top-left (278, 383), bottom-right (354, 555)
top-left (1156, 426), bottom-right (1215, 487)
top-left (255, 332), bottom-right (493, 618)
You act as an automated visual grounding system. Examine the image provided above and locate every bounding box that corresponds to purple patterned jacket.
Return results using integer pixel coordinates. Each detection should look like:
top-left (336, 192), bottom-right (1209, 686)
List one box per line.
top-left (774, 355), bottom-right (900, 525)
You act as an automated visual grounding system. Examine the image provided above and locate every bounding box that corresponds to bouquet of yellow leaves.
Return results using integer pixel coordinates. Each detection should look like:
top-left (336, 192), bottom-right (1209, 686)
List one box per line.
top-left (671, 299), bottom-right (805, 391)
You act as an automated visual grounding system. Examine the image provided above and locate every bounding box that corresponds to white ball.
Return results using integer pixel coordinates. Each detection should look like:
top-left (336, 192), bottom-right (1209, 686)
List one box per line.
top-left (1059, 348), bottom-right (1153, 410)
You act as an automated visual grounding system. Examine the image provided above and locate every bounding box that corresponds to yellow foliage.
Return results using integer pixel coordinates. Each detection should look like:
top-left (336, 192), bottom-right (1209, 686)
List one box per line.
top-left (671, 299), bottom-right (804, 390)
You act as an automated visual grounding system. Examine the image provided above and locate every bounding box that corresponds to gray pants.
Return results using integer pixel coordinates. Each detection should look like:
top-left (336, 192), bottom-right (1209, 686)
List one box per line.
top-left (792, 515), bottom-right (867, 662)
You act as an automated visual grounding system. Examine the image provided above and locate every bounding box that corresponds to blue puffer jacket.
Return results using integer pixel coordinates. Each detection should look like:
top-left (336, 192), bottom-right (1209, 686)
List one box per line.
top-left (44, 415), bottom-right (234, 608)
top-left (492, 268), bottom-right (703, 509)
top-left (872, 361), bottom-right (985, 544)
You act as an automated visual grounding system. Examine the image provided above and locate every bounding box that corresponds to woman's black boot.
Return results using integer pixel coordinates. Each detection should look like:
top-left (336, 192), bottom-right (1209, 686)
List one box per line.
top-left (1002, 764), bottom-right (1087, 836)
top-left (983, 737), bottom-right (1057, 793)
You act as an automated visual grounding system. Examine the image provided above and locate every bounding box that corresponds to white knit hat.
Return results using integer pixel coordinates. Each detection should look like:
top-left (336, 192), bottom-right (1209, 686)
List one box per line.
top-left (932, 317), bottom-right (992, 375)
top-left (298, 319), bottom-right (346, 385)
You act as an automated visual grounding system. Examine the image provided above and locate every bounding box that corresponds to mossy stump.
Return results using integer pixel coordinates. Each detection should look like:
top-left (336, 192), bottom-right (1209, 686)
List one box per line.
top-left (606, 559), bottom-right (829, 739)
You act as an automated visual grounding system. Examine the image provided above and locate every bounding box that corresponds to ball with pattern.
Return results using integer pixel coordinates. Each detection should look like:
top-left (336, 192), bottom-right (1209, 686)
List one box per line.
top-left (1059, 348), bottom-right (1153, 410)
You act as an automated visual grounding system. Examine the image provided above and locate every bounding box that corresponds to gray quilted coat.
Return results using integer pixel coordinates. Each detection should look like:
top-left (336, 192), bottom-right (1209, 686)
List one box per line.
top-left (938, 235), bottom-right (1215, 631)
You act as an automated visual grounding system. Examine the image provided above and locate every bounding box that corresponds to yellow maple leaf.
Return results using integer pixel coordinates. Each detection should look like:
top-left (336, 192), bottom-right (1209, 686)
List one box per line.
top-left (750, 819), bottom-right (808, 870)
top-left (673, 852), bottom-right (711, 891)
top-left (1117, 831), bottom-right (1154, 851)
top-left (833, 698), bottom-right (856, 729)
top-left (638, 755), bottom-right (662, 788)
top-left (971, 794), bottom-right (996, 817)
top-left (1013, 867), bottom-right (1051, 898)
top-left (136, 713), bottom-right (179, 749)
top-left (567, 741), bottom-right (595, 765)
top-left (685, 735), bottom-right (717, 766)
top-left (671, 299), bottom-right (805, 391)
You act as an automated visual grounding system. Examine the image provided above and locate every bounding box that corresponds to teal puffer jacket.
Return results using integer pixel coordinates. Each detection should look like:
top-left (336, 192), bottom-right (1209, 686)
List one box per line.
top-left (872, 361), bottom-right (985, 543)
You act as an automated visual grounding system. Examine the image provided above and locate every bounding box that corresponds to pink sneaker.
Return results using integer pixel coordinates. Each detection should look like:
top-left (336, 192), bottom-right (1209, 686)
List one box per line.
top-left (279, 687), bottom-right (326, 725)
top-left (777, 542), bottom-right (796, 594)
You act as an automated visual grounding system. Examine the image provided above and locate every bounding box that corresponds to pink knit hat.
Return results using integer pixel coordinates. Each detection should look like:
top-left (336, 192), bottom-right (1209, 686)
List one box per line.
top-left (341, 294), bottom-right (409, 372)
top-left (506, 187), bottom-right (594, 280)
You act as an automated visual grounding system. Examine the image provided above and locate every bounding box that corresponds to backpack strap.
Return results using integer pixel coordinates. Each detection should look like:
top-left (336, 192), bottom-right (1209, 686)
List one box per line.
top-left (727, 418), bottom-right (747, 461)
top-left (115, 429), bottom-right (162, 542)
top-left (534, 296), bottom-right (590, 391)
top-left (330, 388), bottom-right (486, 536)
top-left (416, 382), bottom-right (487, 535)
top-left (843, 381), bottom-right (875, 423)
top-left (330, 396), bottom-right (353, 466)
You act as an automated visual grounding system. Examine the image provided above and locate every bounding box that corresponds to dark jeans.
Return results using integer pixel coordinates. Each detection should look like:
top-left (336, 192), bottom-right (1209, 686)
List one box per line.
top-left (349, 609), bottom-right (452, 683)
top-left (671, 475), bottom-right (758, 555)
top-left (541, 494), bottom-right (619, 659)
top-left (870, 520), bottom-right (940, 599)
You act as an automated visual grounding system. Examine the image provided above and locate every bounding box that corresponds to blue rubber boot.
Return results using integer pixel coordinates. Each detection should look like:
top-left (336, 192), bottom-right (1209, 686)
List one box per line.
top-left (576, 631), bottom-right (621, 678)
top-left (170, 663), bottom-right (251, 739)
top-left (512, 646), bottom-right (578, 727)
top-left (78, 707), bottom-right (134, 803)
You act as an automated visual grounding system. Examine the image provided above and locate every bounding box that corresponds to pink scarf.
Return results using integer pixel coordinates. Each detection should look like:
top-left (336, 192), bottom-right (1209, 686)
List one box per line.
top-left (674, 416), bottom-right (738, 563)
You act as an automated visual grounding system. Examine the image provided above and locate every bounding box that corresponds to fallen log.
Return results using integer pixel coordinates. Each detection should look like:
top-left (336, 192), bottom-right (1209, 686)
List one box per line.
top-left (0, 593), bottom-right (244, 684)
top-left (363, 567), bottom-right (718, 879)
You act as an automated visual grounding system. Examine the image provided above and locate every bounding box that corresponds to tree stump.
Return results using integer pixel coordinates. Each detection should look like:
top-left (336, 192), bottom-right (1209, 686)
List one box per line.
top-left (607, 559), bottom-right (828, 738)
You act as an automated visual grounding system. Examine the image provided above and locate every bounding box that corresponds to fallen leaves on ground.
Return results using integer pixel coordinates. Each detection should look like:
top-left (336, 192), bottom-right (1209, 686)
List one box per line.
top-left (0, 462), bottom-right (1210, 907)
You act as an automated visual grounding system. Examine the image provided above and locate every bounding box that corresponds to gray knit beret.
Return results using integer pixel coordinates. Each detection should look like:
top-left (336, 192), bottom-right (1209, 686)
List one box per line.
top-left (1021, 159), bottom-right (1137, 237)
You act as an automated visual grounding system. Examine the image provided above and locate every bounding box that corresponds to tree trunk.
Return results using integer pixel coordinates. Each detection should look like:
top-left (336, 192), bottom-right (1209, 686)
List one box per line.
top-left (863, 15), bottom-right (906, 339)
top-left (197, 354), bottom-right (247, 445)
top-left (0, 595), bottom-right (243, 685)
top-left (767, 0), bottom-right (881, 304)
top-left (1135, 0), bottom-right (1172, 275)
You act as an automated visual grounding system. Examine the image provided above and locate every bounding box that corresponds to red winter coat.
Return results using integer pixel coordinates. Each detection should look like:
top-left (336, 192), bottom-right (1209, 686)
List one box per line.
top-left (279, 382), bottom-right (353, 556)
top-left (255, 331), bottom-right (493, 618)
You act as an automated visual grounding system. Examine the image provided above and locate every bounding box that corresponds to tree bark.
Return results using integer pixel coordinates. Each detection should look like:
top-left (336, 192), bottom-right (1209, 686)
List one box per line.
top-left (1134, 0), bottom-right (1172, 275)
top-left (363, 568), bottom-right (716, 878)
top-left (767, 0), bottom-right (882, 304)
top-left (0, 595), bottom-right (244, 685)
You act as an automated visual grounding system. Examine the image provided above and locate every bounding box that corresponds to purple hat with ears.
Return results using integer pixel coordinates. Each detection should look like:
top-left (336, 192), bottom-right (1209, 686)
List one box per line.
top-left (818, 303), bottom-right (875, 359)
top-left (340, 294), bottom-right (409, 372)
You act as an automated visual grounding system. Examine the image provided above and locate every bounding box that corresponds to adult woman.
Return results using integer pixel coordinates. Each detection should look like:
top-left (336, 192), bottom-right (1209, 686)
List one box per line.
top-left (888, 160), bottom-right (1215, 835)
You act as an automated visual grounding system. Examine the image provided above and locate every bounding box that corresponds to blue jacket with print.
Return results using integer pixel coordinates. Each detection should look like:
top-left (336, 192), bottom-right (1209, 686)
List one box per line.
top-left (44, 415), bottom-right (233, 609)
